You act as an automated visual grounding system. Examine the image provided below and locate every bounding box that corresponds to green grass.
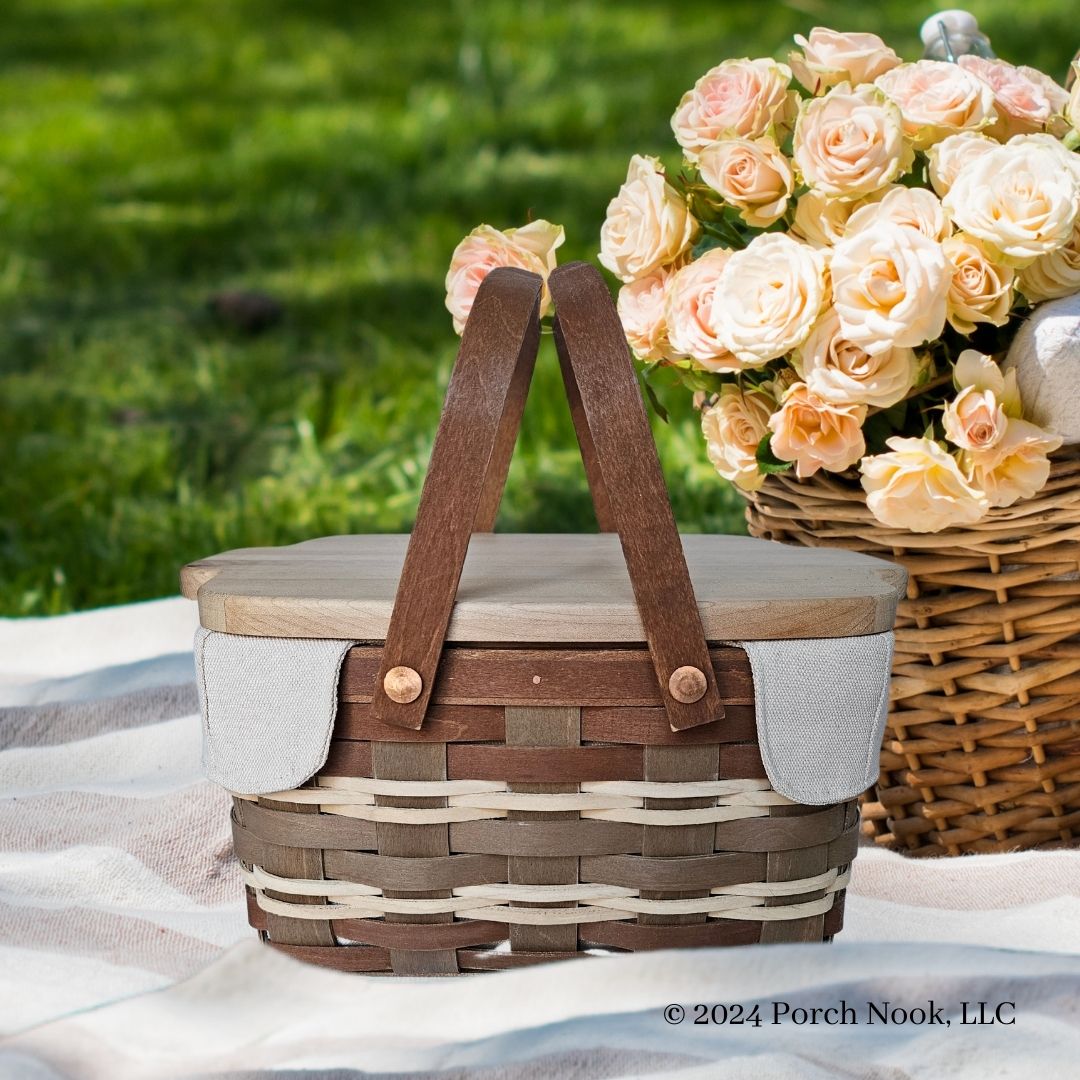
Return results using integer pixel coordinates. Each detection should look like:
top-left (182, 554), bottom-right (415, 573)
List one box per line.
top-left (2, 0), bottom-right (1077, 614)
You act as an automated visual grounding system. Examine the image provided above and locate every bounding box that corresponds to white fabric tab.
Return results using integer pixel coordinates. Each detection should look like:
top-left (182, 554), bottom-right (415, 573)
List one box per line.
top-left (737, 632), bottom-right (894, 806)
top-left (194, 628), bottom-right (352, 796)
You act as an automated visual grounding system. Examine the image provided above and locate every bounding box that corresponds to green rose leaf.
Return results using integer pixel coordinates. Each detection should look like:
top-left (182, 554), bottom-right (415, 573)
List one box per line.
top-left (755, 434), bottom-right (793, 475)
top-left (641, 377), bottom-right (671, 424)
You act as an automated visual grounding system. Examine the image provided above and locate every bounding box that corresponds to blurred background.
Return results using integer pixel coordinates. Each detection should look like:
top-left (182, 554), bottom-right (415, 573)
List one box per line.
top-left (2, 0), bottom-right (1077, 615)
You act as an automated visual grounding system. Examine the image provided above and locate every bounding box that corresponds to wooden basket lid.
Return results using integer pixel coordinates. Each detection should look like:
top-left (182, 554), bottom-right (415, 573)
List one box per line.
top-left (181, 533), bottom-right (906, 642)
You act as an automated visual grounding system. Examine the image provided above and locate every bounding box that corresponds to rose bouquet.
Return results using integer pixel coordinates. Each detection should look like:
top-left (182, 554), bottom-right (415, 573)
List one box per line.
top-left (438, 26), bottom-right (1080, 532)
top-left (598, 28), bottom-right (1080, 532)
top-left (438, 22), bottom-right (1080, 859)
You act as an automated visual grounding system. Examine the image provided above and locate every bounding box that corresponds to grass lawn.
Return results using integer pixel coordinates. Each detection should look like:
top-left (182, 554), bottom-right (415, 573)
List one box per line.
top-left (2, 0), bottom-right (1077, 614)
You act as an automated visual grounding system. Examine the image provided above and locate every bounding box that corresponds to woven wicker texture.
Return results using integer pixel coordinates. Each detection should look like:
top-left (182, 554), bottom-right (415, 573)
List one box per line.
top-left (745, 451), bottom-right (1080, 857)
top-left (230, 646), bottom-right (859, 973)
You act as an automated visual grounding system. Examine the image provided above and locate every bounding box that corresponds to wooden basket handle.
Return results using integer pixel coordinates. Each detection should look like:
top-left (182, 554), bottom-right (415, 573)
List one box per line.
top-left (550, 262), bottom-right (724, 731)
top-left (371, 262), bottom-right (724, 732)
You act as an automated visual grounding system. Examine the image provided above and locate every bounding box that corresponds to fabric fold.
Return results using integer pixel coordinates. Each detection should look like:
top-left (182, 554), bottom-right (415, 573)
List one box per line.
top-left (193, 628), bottom-right (353, 795)
top-left (737, 632), bottom-right (894, 806)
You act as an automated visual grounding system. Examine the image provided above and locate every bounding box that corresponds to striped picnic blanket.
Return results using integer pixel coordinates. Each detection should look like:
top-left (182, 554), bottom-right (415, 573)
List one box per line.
top-left (0, 599), bottom-right (246, 1032)
top-left (2, 597), bottom-right (1080, 1078)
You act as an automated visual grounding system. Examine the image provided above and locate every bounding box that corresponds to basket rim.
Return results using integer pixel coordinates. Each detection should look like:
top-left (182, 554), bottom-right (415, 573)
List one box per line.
top-left (743, 449), bottom-right (1080, 553)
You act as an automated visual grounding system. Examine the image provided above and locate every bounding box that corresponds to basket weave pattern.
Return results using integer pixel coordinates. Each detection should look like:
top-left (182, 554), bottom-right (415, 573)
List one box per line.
top-left (745, 452), bottom-right (1080, 856)
top-left (232, 646), bottom-right (859, 973)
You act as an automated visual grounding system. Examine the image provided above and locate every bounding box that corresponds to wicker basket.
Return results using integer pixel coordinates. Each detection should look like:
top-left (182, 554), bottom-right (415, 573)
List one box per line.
top-left (228, 647), bottom-right (862, 972)
top-left (745, 452), bottom-right (1080, 857)
top-left (182, 264), bottom-right (902, 972)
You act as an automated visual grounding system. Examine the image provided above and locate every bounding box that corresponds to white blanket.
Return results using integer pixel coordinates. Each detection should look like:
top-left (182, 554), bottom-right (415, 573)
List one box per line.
top-left (2, 598), bottom-right (1080, 1079)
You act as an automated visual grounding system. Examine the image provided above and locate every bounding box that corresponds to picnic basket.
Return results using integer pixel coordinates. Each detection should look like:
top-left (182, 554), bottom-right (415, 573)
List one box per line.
top-left (745, 459), bottom-right (1080, 857)
top-left (181, 263), bottom-right (904, 973)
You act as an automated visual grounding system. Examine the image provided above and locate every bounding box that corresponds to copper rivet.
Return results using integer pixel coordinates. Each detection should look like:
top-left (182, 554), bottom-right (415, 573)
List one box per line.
top-left (668, 665), bottom-right (707, 704)
top-left (384, 666), bottom-right (422, 704)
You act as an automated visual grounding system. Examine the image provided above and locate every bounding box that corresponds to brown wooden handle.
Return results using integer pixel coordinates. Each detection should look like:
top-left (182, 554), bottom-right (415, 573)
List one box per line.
top-left (370, 267), bottom-right (544, 729)
top-left (549, 262), bottom-right (724, 731)
top-left (371, 262), bottom-right (723, 731)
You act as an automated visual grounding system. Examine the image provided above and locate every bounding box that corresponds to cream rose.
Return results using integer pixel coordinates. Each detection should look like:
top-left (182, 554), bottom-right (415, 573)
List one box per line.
top-left (665, 249), bottom-right (739, 369)
top-left (701, 386), bottom-right (774, 491)
top-left (768, 382), bottom-right (866, 478)
top-left (875, 60), bottom-right (996, 149)
top-left (860, 436), bottom-right (989, 532)
top-left (445, 220), bottom-right (564, 334)
top-left (926, 131), bottom-right (996, 197)
top-left (672, 58), bottom-right (796, 162)
top-left (963, 419), bottom-right (1063, 507)
top-left (790, 189), bottom-right (888, 247)
top-left (599, 155), bottom-right (698, 283)
top-left (789, 28), bottom-right (900, 95)
top-left (942, 234), bottom-right (1015, 334)
top-left (943, 385), bottom-right (1009, 452)
top-left (831, 222), bottom-right (949, 354)
top-left (713, 233), bottom-right (828, 366)
top-left (790, 191), bottom-right (854, 247)
top-left (1008, 132), bottom-right (1080, 186)
top-left (617, 268), bottom-right (677, 362)
top-left (942, 141), bottom-right (1080, 264)
top-left (795, 308), bottom-right (917, 408)
top-left (953, 348), bottom-right (1022, 414)
top-left (957, 55), bottom-right (1069, 140)
top-left (793, 83), bottom-right (911, 201)
top-left (1018, 216), bottom-right (1080, 302)
top-left (844, 185), bottom-right (950, 242)
top-left (698, 138), bottom-right (793, 227)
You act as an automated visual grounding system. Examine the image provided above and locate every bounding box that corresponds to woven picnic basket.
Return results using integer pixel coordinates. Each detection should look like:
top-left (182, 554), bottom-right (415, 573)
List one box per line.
top-left (745, 457), bottom-right (1080, 857)
top-left (181, 263), bottom-right (904, 974)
